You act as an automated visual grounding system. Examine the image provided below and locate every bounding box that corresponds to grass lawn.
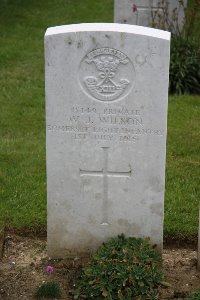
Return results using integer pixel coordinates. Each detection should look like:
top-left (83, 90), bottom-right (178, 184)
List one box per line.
top-left (0, 0), bottom-right (200, 239)
top-left (165, 95), bottom-right (200, 238)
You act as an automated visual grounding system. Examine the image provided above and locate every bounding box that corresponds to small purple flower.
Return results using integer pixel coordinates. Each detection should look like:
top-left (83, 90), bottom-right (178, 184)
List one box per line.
top-left (46, 265), bottom-right (54, 274)
top-left (133, 4), bottom-right (137, 12)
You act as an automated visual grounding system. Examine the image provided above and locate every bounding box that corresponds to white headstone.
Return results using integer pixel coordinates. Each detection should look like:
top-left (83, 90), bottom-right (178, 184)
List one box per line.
top-left (114, 0), bottom-right (187, 32)
top-left (45, 23), bottom-right (170, 258)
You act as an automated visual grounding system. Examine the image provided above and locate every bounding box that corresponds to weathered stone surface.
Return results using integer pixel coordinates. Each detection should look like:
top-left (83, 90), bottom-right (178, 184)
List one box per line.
top-left (45, 23), bottom-right (170, 257)
top-left (114, 0), bottom-right (187, 32)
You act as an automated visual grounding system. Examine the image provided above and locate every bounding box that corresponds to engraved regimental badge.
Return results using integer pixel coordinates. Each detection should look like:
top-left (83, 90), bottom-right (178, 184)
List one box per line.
top-left (79, 48), bottom-right (135, 102)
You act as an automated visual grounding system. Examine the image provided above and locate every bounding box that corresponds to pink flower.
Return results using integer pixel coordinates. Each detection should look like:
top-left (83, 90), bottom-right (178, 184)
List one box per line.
top-left (46, 265), bottom-right (54, 273)
top-left (133, 4), bottom-right (137, 12)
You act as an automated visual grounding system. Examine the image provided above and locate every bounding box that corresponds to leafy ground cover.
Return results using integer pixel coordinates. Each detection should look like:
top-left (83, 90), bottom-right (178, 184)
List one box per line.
top-left (0, 0), bottom-right (200, 239)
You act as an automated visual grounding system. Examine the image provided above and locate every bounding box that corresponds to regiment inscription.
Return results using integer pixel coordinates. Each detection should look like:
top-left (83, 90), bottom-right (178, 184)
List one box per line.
top-left (79, 48), bottom-right (135, 102)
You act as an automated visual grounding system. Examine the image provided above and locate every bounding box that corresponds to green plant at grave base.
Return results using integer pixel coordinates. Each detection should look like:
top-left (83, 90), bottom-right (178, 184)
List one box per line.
top-left (70, 234), bottom-right (164, 300)
top-left (34, 281), bottom-right (61, 299)
top-left (169, 37), bottom-right (200, 95)
top-left (187, 289), bottom-right (200, 300)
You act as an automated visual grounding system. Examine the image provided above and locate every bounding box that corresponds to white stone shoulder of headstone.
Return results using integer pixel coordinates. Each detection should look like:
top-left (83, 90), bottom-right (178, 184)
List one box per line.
top-left (45, 23), bottom-right (170, 258)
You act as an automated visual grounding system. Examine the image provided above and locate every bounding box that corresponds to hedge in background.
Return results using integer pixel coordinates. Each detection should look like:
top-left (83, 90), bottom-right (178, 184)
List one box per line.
top-left (169, 37), bottom-right (200, 95)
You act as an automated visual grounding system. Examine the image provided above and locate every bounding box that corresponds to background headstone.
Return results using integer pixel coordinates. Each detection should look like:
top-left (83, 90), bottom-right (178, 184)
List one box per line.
top-left (114, 0), bottom-right (187, 32)
top-left (45, 23), bottom-right (170, 258)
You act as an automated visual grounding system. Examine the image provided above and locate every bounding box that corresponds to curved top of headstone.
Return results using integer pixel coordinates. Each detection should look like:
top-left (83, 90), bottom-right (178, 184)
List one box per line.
top-left (45, 23), bottom-right (170, 40)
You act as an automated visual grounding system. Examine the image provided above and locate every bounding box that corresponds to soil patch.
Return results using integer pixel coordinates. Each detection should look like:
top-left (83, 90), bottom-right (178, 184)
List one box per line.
top-left (0, 234), bottom-right (200, 299)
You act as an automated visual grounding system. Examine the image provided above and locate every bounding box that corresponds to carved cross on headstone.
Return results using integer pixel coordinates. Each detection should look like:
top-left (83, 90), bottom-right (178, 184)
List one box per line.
top-left (80, 147), bottom-right (132, 225)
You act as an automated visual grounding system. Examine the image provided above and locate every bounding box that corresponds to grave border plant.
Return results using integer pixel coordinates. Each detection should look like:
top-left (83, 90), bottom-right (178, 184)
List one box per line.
top-left (150, 0), bottom-right (186, 35)
top-left (34, 281), bottom-right (61, 299)
top-left (187, 289), bottom-right (200, 300)
top-left (34, 265), bottom-right (61, 299)
top-left (169, 36), bottom-right (200, 95)
top-left (70, 234), bottom-right (165, 300)
top-left (133, 0), bottom-right (200, 95)
top-left (151, 0), bottom-right (200, 95)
